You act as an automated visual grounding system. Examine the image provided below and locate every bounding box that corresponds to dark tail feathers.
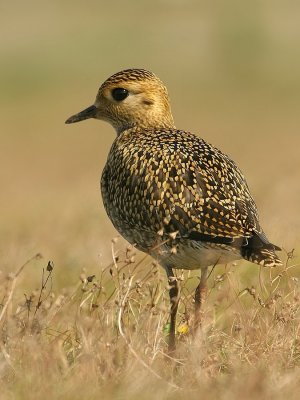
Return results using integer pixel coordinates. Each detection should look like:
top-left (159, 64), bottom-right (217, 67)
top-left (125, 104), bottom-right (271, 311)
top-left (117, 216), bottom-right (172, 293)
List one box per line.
top-left (241, 231), bottom-right (282, 267)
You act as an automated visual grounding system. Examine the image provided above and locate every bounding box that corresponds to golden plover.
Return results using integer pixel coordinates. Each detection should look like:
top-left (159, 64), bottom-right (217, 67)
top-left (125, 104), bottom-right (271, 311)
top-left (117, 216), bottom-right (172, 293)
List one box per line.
top-left (66, 68), bottom-right (282, 351)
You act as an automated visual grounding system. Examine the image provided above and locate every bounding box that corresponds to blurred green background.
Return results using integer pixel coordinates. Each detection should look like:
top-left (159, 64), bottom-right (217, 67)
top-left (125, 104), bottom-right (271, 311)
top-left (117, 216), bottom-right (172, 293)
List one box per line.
top-left (1, 0), bottom-right (299, 283)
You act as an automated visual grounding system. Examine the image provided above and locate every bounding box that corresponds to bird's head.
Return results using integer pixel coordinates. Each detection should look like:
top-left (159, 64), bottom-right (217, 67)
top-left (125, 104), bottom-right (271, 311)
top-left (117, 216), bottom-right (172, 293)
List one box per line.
top-left (65, 68), bottom-right (175, 134)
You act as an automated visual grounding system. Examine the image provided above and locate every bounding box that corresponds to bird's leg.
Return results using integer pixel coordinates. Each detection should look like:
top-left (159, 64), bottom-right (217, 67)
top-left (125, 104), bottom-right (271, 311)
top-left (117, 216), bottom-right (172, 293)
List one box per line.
top-left (166, 267), bottom-right (179, 353)
top-left (194, 267), bottom-right (208, 332)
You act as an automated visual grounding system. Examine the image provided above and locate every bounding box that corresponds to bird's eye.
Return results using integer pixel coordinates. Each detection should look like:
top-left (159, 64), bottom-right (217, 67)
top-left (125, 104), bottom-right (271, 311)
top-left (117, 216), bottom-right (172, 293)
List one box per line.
top-left (111, 88), bottom-right (129, 102)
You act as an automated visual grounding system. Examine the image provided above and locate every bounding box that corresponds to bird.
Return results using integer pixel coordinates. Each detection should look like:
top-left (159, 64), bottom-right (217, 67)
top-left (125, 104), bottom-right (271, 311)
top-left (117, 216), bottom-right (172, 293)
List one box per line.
top-left (65, 68), bottom-right (282, 352)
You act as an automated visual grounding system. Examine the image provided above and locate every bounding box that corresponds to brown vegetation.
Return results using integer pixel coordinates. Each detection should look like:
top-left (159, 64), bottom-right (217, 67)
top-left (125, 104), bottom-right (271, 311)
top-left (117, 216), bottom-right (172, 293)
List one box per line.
top-left (0, 245), bottom-right (299, 399)
top-left (1, 1), bottom-right (300, 398)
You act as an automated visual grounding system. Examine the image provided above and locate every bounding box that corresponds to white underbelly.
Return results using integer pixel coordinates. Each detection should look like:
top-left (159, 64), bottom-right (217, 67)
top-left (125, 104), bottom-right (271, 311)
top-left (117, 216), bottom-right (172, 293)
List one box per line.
top-left (151, 241), bottom-right (241, 270)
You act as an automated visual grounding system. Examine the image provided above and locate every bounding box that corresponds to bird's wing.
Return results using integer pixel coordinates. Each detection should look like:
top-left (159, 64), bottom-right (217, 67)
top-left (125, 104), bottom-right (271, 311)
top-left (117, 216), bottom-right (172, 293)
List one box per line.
top-left (133, 133), bottom-right (263, 242)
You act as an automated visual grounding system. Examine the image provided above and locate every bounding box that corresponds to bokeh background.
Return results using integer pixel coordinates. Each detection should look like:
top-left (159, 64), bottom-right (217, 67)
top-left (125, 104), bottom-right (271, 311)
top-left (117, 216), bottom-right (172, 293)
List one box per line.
top-left (1, 0), bottom-right (299, 286)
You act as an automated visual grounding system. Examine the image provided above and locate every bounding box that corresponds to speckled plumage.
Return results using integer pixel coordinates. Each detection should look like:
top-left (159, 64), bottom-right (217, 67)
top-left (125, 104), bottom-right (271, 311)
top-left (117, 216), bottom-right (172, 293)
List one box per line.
top-left (66, 68), bottom-right (281, 270)
top-left (101, 126), bottom-right (281, 269)
top-left (66, 68), bottom-right (282, 351)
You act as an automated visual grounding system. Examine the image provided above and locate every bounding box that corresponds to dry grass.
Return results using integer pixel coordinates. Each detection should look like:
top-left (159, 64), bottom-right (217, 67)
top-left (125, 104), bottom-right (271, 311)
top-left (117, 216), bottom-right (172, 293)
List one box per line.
top-left (1, 1), bottom-right (300, 398)
top-left (1, 243), bottom-right (299, 400)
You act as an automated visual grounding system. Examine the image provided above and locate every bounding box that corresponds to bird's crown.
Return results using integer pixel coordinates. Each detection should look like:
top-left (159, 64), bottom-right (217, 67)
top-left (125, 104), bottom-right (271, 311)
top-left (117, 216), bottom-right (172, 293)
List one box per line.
top-left (66, 68), bottom-right (175, 134)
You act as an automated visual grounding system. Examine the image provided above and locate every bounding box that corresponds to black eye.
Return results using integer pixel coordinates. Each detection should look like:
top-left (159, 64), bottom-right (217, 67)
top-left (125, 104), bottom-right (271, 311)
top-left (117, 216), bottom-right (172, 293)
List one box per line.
top-left (111, 88), bottom-right (129, 102)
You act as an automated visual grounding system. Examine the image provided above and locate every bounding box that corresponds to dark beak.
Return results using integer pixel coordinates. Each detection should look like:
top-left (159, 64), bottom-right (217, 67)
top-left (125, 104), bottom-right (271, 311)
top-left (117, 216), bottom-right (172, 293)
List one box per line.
top-left (65, 105), bottom-right (97, 124)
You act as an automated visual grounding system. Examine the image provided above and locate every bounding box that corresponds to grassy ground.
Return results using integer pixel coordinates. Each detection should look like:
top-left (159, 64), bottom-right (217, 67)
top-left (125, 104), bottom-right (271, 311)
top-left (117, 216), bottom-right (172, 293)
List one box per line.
top-left (0, 249), bottom-right (299, 399)
top-left (1, 1), bottom-right (300, 398)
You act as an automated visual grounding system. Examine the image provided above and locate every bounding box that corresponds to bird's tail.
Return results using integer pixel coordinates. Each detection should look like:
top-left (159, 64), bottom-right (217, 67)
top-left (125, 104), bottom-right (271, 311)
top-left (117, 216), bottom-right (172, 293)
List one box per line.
top-left (242, 247), bottom-right (283, 267)
top-left (241, 231), bottom-right (283, 267)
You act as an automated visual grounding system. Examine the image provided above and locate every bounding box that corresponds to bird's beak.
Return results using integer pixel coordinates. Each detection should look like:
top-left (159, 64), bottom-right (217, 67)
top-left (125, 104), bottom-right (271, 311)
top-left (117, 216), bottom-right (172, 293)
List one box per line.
top-left (65, 105), bottom-right (97, 124)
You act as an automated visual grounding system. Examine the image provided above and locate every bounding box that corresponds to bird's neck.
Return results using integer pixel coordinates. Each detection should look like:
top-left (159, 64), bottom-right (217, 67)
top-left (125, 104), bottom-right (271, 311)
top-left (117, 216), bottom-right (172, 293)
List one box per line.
top-left (115, 114), bottom-right (176, 136)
